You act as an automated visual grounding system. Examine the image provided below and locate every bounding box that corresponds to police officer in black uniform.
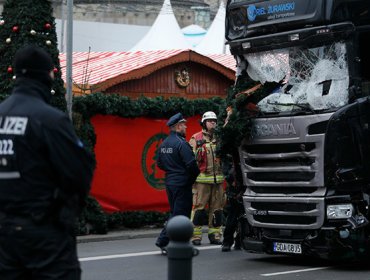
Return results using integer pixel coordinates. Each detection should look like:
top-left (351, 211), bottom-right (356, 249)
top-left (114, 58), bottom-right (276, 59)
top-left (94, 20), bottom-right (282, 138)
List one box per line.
top-left (0, 45), bottom-right (94, 279)
top-left (155, 113), bottom-right (200, 251)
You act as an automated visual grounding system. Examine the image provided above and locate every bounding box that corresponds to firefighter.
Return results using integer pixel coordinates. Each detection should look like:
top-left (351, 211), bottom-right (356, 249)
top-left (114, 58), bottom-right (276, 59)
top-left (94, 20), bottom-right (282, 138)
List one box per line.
top-left (155, 113), bottom-right (200, 252)
top-left (190, 111), bottom-right (224, 245)
top-left (0, 45), bottom-right (94, 279)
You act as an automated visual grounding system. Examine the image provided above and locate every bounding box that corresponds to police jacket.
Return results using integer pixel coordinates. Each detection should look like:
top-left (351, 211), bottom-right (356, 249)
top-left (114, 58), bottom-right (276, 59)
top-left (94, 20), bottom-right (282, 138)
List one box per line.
top-left (0, 78), bottom-right (94, 222)
top-left (157, 131), bottom-right (200, 188)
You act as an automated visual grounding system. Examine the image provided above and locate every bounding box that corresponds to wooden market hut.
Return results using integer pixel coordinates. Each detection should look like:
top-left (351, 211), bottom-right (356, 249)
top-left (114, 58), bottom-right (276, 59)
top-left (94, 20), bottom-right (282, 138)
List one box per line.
top-left (59, 49), bottom-right (236, 99)
top-left (59, 49), bottom-right (237, 213)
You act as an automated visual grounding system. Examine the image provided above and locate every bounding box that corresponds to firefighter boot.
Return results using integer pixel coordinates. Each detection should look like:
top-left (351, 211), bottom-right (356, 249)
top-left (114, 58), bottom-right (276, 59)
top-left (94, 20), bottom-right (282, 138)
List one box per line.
top-left (209, 209), bottom-right (222, 245)
top-left (208, 229), bottom-right (222, 245)
top-left (191, 226), bottom-right (203, 246)
top-left (191, 209), bottom-right (207, 246)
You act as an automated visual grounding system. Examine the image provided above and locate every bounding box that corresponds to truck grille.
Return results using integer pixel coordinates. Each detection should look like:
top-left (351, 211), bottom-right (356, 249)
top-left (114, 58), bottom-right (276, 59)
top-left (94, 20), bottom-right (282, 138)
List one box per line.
top-left (247, 171), bottom-right (316, 182)
top-left (241, 114), bottom-right (333, 229)
top-left (240, 140), bottom-right (323, 190)
top-left (244, 197), bottom-right (325, 229)
top-left (255, 216), bottom-right (316, 225)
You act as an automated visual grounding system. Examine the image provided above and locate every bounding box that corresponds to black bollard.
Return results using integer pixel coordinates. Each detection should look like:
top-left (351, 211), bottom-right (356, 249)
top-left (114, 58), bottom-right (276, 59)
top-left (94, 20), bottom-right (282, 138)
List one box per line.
top-left (166, 215), bottom-right (199, 280)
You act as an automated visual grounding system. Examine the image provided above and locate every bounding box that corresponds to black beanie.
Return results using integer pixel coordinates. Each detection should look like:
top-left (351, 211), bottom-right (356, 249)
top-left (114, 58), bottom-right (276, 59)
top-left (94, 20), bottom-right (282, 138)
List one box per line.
top-left (13, 45), bottom-right (54, 88)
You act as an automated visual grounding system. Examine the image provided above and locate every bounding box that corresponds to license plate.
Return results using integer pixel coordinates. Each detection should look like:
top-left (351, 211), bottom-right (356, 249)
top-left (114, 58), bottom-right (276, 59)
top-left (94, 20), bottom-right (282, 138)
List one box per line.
top-left (273, 242), bottom-right (302, 254)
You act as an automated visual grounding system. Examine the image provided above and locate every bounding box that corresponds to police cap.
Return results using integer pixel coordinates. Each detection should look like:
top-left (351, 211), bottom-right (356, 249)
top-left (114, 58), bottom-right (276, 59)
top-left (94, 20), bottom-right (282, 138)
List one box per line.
top-left (14, 45), bottom-right (54, 76)
top-left (13, 45), bottom-right (55, 88)
top-left (167, 113), bottom-right (186, 127)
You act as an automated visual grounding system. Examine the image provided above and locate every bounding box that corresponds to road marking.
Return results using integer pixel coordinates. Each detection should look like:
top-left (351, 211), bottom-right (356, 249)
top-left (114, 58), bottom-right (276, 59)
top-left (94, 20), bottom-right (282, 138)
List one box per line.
top-left (261, 266), bottom-right (331, 277)
top-left (79, 245), bottom-right (220, 262)
top-left (197, 245), bottom-right (221, 251)
top-left (80, 251), bottom-right (161, 262)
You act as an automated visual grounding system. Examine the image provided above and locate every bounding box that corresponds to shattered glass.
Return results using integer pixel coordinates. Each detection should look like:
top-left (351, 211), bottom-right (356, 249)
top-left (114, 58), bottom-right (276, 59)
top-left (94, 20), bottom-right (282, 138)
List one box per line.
top-left (244, 42), bottom-right (349, 112)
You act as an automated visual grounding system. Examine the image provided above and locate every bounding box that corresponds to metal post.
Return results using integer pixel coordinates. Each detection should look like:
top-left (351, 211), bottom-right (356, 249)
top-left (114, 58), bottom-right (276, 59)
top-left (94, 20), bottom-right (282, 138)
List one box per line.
top-left (60, 0), bottom-right (66, 53)
top-left (66, 0), bottom-right (73, 120)
top-left (166, 215), bottom-right (199, 280)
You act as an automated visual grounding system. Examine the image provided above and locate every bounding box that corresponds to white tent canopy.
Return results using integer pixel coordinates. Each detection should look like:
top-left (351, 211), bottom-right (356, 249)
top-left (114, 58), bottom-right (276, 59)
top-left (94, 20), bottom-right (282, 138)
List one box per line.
top-left (195, 1), bottom-right (230, 55)
top-left (56, 19), bottom-right (149, 52)
top-left (130, 0), bottom-right (190, 51)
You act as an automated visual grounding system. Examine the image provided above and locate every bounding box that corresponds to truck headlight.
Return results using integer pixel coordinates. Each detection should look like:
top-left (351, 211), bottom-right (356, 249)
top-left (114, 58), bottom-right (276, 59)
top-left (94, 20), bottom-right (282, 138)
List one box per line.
top-left (327, 204), bottom-right (353, 219)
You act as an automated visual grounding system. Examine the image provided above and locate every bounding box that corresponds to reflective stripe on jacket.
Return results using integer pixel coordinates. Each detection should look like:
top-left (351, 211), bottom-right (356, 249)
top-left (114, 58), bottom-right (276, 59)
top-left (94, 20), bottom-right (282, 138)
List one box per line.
top-left (196, 173), bottom-right (224, 184)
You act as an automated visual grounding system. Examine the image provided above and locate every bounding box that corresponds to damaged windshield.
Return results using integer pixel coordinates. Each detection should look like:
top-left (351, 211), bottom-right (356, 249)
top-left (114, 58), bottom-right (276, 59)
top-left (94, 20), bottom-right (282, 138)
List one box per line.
top-left (244, 42), bottom-right (349, 113)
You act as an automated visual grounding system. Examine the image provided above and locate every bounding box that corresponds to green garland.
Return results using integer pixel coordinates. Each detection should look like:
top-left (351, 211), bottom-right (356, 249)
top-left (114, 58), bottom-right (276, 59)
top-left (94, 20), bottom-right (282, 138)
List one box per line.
top-left (216, 76), bottom-right (280, 159)
top-left (76, 197), bottom-right (169, 234)
top-left (73, 93), bottom-right (225, 119)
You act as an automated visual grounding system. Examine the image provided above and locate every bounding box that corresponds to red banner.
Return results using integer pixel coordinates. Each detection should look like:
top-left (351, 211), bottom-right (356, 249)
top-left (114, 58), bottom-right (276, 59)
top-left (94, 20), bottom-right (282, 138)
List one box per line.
top-left (90, 115), bottom-right (201, 213)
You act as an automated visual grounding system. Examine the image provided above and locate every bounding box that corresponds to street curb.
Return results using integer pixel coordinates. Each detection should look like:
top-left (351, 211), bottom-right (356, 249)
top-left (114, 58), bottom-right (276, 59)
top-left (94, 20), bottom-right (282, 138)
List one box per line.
top-left (77, 229), bottom-right (161, 243)
top-left (77, 227), bottom-right (211, 243)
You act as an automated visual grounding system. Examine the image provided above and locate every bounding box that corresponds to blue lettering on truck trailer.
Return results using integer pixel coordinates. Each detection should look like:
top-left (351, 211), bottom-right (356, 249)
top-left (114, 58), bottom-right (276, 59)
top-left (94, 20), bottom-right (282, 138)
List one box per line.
top-left (268, 2), bottom-right (295, 14)
top-left (247, 2), bottom-right (296, 22)
top-left (247, 5), bottom-right (266, 21)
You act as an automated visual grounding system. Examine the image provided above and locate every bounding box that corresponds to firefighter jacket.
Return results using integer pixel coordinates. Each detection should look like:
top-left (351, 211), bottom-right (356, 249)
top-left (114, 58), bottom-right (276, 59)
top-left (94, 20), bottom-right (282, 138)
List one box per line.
top-left (0, 78), bottom-right (95, 225)
top-left (189, 130), bottom-right (224, 184)
top-left (157, 131), bottom-right (200, 188)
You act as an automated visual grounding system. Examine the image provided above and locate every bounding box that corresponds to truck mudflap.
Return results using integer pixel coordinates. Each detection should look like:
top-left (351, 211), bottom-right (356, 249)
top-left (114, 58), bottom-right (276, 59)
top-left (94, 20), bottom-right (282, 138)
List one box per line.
top-left (240, 217), bottom-right (370, 260)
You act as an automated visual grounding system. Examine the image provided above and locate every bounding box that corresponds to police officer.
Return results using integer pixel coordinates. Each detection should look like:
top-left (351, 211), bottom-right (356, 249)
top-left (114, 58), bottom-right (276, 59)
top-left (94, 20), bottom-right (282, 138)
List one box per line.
top-left (0, 45), bottom-right (94, 279)
top-left (155, 113), bottom-right (200, 251)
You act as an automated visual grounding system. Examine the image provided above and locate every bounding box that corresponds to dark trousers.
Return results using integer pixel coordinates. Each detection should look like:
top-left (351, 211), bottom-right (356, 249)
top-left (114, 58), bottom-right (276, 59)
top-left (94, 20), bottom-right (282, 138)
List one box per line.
top-left (223, 197), bottom-right (244, 246)
top-left (0, 218), bottom-right (81, 280)
top-left (156, 184), bottom-right (192, 247)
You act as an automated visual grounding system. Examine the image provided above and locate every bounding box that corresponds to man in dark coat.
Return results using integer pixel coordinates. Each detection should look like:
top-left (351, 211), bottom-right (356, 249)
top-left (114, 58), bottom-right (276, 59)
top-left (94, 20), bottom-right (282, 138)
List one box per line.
top-left (221, 154), bottom-right (246, 252)
top-left (0, 45), bottom-right (95, 279)
top-left (155, 113), bottom-right (200, 251)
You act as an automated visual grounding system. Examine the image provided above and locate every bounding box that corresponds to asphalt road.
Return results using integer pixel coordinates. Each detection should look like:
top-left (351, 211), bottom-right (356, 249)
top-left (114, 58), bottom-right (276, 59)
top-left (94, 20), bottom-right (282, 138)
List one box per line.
top-left (78, 236), bottom-right (370, 280)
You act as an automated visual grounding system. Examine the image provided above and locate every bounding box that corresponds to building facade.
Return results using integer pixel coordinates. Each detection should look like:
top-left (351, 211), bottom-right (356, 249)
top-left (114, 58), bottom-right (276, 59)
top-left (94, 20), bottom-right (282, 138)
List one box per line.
top-left (0, 0), bottom-right (226, 28)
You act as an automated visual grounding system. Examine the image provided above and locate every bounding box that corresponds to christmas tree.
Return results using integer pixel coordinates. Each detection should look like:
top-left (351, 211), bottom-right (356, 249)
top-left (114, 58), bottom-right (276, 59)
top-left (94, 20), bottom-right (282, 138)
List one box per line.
top-left (0, 0), bottom-right (66, 110)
